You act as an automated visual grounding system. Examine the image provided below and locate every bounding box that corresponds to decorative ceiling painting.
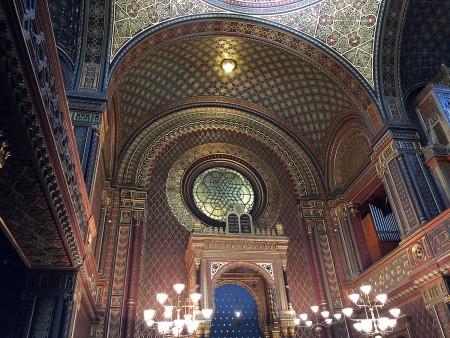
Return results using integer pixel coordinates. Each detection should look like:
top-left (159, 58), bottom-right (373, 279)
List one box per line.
top-left (112, 0), bottom-right (381, 85)
top-left (115, 36), bottom-right (358, 157)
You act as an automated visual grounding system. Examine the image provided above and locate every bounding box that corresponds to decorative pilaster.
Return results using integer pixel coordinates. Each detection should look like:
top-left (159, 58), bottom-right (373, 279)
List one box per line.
top-left (372, 128), bottom-right (443, 237)
top-left (422, 277), bottom-right (450, 338)
top-left (414, 68), bottom-right (450, 208)
top-left (300, 200), bottom-right (344, 319)
top-left (60, 291), bottom-right (75, 338)
top-left (331, 203), bottom-right (363, 280)
top-left (68, 96), bottom-right (105, 195)
top-left (106, 188), bottom-right (147, 338)
top-left (423, 145), bottom-right (450, 208)
top-left (15, 271), bottom-right (78, 338)
top-left (124, 211), bottom-right (144, 338)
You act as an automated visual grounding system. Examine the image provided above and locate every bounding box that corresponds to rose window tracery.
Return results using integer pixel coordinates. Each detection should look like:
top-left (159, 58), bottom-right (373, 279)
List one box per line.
top-left (193, 167), bottom-right (255, 221)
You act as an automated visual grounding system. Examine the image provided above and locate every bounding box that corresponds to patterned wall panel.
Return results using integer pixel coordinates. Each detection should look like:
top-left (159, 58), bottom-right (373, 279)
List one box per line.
top-left (30, 297), bottom-right (57, 338)
top-left (0, 159), bottom-right (71, 267)
top-left (48, 0), bottom-right (82, 63)
top-left (398, 297), bottom-right (441, 338)
top-left (134, 129), bottom-right (315, 337)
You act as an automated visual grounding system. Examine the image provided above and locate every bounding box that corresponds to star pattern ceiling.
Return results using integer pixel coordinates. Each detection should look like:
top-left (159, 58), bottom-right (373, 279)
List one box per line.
top-left (113, 0), bottom-right (381, 85)
top-left (115, 36), bottom-right (358, 156)
top-left (48, 0), bottom-right (82, 62)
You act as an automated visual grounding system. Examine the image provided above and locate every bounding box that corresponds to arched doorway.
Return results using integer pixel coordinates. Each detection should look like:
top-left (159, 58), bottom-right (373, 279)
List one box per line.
top-left (211, 284), bottom-right (264, 338)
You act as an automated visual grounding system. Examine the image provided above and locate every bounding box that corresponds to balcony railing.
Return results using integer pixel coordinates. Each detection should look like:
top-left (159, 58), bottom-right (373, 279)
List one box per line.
top-left (349, 208), bottom-right (450, 297)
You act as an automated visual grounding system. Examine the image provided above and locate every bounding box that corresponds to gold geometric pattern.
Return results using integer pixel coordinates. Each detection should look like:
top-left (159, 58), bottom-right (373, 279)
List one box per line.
top-left (166, 143), bottom-right (280, 231)
top-left (117, 107), bottom-right (323, 198)
top-left (112, 0), bottom-right (381, 84)
top-left (115, 36), bottom-right (357, 154)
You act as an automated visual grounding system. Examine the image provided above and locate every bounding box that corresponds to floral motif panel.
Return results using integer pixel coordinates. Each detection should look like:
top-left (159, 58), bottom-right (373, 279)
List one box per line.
top-left (113, 0), bottom-right (382, 85)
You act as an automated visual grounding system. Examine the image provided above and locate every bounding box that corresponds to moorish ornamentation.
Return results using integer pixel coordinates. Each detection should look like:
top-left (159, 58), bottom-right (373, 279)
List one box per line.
top-left (114, 36), bottom-right (358, 155)
top-left (112, 0), bottom-right (382, 84)
top-left (192, 167), bottom-right (255, 221)
top-left (166, 143), bottom-right (280, 231)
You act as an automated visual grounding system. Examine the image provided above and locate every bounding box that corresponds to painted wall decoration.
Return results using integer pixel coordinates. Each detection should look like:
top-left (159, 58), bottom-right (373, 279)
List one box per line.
top-left (112, 0), bottom-right (382, 85)
top-left (134, 129), bottom-right (315, 337)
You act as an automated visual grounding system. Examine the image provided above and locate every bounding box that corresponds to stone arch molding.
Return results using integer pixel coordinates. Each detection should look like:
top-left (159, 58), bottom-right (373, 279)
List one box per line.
top-left (116, 107), bottom-right (324, 197)
top-left (166, 143), bottom-right (280, 231)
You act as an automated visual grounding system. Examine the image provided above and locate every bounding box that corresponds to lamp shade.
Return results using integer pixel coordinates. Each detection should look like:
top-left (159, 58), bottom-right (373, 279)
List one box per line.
top-left (354, 322), bottom-right (363, 332)
top-left (375, 294), bottom-right (387, 304)
top-left (321, 311), bottom-right (330, 318)
top-left (389, 308), bottom-right (401, 317)
top-left (202, 308), bottom-right (213, 319)
top-left (360, 285), bottom-right (372, 294)
top-left (144, 309), bottom-right (155, 321)
top-left (190, 293), bottom-right (202, 303)
top-left (342, 308), bottom-right (353, 317)
top-left (221, 59), bottom-right (236, 73)
top-left (156, 293), bottom-right (168, 304)
top-left (348, 293), bottom-right (360, 303)
top-left (173, 283), bottom-right (185, 294)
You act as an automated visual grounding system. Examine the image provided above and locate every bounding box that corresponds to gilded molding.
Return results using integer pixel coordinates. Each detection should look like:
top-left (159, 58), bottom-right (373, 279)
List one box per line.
top-left (117, 107), bottom-right (323, 197)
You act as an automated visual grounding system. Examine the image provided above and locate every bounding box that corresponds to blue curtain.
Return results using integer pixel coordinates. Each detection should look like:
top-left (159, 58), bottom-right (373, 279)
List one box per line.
top-left (210, 284), bottom-right (263, 338)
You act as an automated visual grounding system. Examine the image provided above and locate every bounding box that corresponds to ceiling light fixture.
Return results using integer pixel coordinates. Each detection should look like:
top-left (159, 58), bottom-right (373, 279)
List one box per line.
top-left (221, 58), bottom-right (236, 73)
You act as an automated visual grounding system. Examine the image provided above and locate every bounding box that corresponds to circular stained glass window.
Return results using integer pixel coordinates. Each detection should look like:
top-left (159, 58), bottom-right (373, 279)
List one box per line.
top-left (193, 167), bottom-right (255, 221)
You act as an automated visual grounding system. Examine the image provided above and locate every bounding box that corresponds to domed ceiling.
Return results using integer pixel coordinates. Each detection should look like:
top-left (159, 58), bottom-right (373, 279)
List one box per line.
top-left (113, 0), bottom-right (382, 84)
top-left (113, 35), bottom-right (360, 161)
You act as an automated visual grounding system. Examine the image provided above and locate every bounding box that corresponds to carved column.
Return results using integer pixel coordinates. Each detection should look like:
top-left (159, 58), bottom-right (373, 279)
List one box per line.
top-left (423, 145), bottom-right (450, 209)
top-left (299, 200), bottom-right (345, 332)
top-left (330, 203), bottom-right (362, 280)
top-left (372, 128), bottom-right (443, 237)
top-left (413, 68), bottom-right (450, 208)
top-left (68, 96), bottom-right (105, 195)
top-left (422, 277), bottom-right (450, 337)
top-left (124, 211), bottom-right (144, 338)
top-left (59, 291), bottom-right (75, 338)
top-left (106, 188), bottom-right (146, 338)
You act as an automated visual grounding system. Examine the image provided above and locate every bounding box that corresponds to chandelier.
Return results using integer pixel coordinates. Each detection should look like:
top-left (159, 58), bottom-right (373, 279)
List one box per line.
top-left (144, 283), bottom-right (213, 337)
top-left (294, 304), bottom-right (343, 333)
top-left (342, 284), bottom-right (401, 338)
